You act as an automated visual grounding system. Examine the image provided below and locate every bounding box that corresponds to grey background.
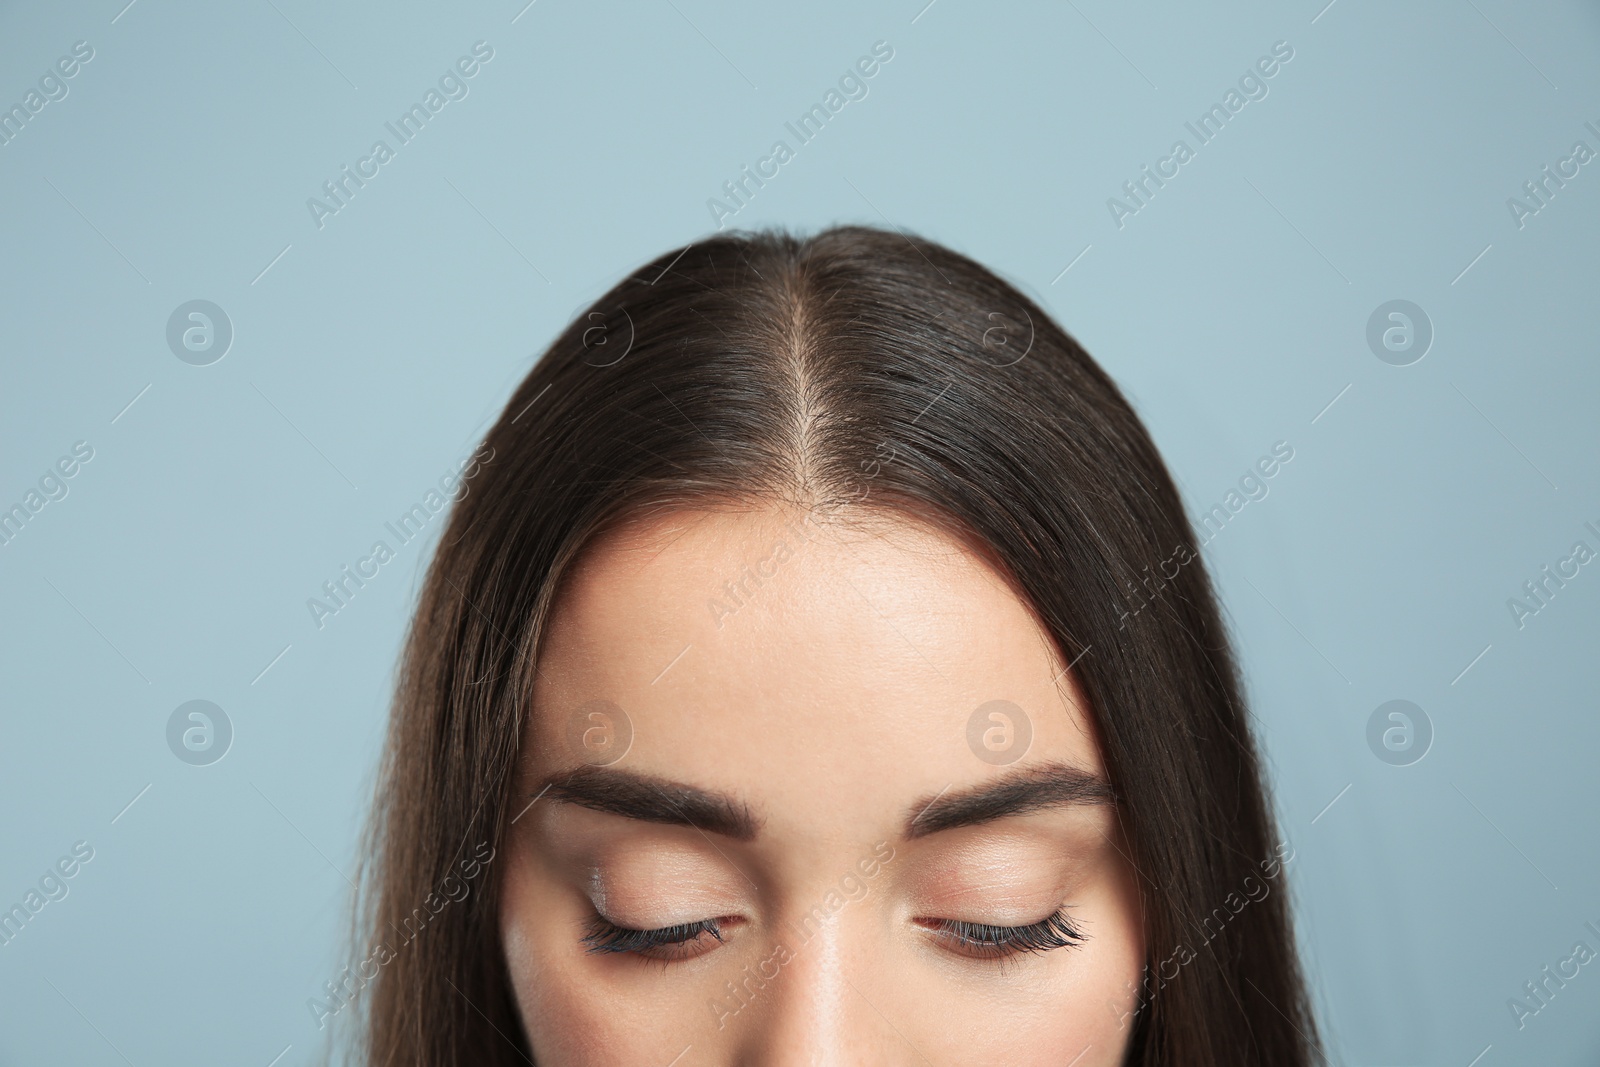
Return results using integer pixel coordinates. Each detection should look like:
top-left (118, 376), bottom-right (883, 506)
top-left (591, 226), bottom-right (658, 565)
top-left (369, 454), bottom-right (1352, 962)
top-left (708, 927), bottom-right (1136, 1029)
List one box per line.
top-left (1, 0), bottom-right (1597, 1063)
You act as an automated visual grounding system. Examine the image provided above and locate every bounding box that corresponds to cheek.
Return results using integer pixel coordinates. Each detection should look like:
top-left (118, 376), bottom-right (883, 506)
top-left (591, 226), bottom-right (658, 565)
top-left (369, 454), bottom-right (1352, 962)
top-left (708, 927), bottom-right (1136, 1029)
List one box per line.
top-left (1059, 878), bottom-right (1147, 1061)
top-left (889, 894), bottom-right (1144, 1064)
top-left (897, 833), bottom-right (1146, 1063)
top-left (500, 855), bottom-right (631, 1065)
top-left (500, 844), bottom-right (713, 1066)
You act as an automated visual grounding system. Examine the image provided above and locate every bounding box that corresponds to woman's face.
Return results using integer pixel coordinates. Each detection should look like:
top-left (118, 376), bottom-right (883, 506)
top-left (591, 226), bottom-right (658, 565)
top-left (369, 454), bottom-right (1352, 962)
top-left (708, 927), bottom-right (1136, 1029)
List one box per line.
top-left (500, 507), bottom-right (1144, 1065)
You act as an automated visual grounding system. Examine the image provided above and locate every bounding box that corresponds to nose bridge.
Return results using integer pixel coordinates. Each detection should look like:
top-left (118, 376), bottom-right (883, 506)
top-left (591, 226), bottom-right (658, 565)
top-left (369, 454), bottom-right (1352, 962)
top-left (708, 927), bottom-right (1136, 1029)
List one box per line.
top-left (732, 905), bottom-right (906, 1067)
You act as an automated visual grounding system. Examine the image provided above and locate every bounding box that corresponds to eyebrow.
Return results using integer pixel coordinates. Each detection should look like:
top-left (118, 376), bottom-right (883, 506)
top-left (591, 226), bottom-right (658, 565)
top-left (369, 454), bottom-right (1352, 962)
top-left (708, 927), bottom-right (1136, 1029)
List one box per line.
top-left (535, 762), bottom-right (1112, 844)
top-left (539, 766), bottom-right (761, 841)
top-left (904, 763), bottom-right (1115, 840)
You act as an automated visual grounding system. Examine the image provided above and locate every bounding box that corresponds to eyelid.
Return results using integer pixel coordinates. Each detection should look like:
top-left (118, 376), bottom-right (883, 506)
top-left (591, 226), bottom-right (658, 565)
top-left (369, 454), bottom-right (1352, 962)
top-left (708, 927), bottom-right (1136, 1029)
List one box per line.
top-left (917, 908), bottom-right (1087, 959)
top-left (581, 915), bottom-right (736, 958)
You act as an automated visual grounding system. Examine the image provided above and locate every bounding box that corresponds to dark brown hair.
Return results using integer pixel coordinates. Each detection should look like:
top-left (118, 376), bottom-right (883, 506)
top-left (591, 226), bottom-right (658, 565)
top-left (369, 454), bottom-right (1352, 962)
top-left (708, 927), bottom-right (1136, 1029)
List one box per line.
top-left (354, 225), bottom-right (1320, 1064)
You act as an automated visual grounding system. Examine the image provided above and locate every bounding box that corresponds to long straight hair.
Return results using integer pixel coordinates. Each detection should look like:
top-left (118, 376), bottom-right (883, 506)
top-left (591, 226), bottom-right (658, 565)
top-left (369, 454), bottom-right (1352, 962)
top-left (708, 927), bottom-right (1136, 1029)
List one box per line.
top-left (355, 225), bottom-right (1320, 1065)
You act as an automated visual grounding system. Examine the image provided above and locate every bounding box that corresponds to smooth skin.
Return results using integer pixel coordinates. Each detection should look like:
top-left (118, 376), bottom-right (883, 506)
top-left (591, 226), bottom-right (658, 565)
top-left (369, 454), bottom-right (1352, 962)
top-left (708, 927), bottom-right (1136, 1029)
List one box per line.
top-left (500, 505), bottom-right (1145, 1065)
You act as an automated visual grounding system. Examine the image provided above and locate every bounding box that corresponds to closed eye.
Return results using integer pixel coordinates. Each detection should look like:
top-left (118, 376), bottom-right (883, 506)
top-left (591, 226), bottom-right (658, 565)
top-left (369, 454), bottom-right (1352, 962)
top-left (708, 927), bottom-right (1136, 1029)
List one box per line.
top-left (917, 909), bottom-right (1087, 960)
top-left (582, 916), bottom-right (733, 961)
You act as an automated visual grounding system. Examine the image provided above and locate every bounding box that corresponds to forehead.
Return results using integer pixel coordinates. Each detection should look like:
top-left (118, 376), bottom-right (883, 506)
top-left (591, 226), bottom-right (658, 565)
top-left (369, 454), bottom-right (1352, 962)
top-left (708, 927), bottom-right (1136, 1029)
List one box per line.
top-left (527, 506), bottom-right (1105, 829)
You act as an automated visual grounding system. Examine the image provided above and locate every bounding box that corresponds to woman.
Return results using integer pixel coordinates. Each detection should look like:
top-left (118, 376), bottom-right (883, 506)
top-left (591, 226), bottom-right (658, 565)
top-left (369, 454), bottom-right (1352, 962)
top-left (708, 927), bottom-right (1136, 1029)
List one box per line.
top-left (353, 226), bottom-right (1321, 1064)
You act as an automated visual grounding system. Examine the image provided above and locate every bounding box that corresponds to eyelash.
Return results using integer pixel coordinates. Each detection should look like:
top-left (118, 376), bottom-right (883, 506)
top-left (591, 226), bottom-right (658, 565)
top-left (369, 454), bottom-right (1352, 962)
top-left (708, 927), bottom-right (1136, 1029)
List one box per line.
top-left (920, 909), bottom-right (1087, 959)
top-left (581, 910), bottom-right (1087, 962)
top-left (583, 917), bottom-right (725, 959)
